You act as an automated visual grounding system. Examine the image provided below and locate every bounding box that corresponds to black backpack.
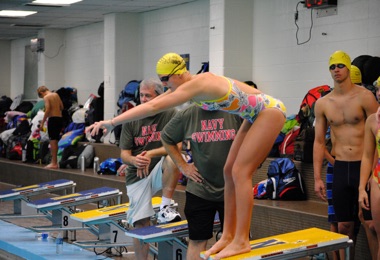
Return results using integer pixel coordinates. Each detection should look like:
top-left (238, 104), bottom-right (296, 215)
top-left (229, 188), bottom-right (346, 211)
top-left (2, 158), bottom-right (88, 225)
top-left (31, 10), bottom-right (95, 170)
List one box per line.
top-left (13, 119), bottom-right (31, 136)
top-left (0, 96), bottom-right (13, 117)
top-left (14, 101), bottom-right (34, 114)
top-left (25, 139), bottom-right (40, 163)
top-left (59, 144), bottom-right (87, 169)
top-left (293, 126), bottom-right (314, 163)
top-left (85, 82), bottom-right (104, 126)
top-left (39, 140), bottom-right (51, 164)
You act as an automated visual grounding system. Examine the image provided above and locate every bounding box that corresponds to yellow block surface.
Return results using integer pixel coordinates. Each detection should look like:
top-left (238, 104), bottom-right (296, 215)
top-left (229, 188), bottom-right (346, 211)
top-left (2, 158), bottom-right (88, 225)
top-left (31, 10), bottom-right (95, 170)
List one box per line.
top-left (202, 228), bottom-right (349, 260)
top-left (71, 196), bottom-right (163, 222)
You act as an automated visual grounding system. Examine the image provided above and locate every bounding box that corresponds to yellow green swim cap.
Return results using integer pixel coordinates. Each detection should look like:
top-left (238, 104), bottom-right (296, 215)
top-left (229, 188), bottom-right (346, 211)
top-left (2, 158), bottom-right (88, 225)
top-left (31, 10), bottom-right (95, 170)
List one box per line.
top-left (350, 65), bottom-right (362, 84)
top-left (374, 76), bottom-right (380, 88)
top-left (329, 50), bottom-right (351, 70)
top-left (156, 53), bottom-right (187, 75)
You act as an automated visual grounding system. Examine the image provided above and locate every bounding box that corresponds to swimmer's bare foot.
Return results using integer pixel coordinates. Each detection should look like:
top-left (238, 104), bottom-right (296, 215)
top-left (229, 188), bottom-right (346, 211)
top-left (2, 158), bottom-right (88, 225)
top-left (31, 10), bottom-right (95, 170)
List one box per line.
top-left (214, 240), bottom-right (251, 259)
top-left (202, 238), bottom-right (231, 259)
top-left (45, 163), bottom-right (58, 169)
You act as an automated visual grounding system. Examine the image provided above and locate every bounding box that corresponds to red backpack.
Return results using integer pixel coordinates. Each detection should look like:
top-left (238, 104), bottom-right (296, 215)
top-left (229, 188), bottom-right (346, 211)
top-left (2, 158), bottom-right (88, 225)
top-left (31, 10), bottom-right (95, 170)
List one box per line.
top-left (298, 85), bottom-right (332, 126)
top-left (279, 126), bottom-right (301, 158)
top-left (300, 85), bottom-right (332, 109)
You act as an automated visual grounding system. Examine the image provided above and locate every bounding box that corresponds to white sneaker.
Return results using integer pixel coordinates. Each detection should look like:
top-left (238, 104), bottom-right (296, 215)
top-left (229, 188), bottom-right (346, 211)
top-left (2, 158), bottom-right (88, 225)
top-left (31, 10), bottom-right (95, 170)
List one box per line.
top-left (157, 206), bottom-right (181, 224)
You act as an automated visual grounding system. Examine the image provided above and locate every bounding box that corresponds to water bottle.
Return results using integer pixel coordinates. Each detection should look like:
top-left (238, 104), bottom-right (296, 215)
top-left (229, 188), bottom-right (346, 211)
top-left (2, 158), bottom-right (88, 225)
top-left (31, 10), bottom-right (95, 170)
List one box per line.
top-left (56, 232), bottom-right (63, 254)
top-left (22, 147), bottom-right (26, 162)
top-left (93, 157), bottom-right (99, 173)
top-left (80, 155), bottom-right (85, 172)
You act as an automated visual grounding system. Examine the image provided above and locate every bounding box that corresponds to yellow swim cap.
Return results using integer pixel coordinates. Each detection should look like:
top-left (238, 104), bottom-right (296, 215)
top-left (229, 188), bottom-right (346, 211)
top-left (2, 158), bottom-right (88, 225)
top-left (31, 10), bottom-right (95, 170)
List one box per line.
top-left (350, 65), bottom-right (362, 84)
top-left (329, 50), bottom-right (351, 70)
top-left (156, 53), bottom-right (187, 75)
top-left (374, 76), bottom-right (380, 88)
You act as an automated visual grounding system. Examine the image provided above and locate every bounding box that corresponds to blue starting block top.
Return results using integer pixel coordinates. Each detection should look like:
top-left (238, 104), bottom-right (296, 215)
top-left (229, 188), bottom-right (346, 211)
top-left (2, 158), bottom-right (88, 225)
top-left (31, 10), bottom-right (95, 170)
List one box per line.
top-left (126, 218), bottom-right (221, 243)
top-left (0, 179), bottom-right (75, 200)
top-left (27, 187), bottom-right (120, 210)
top-left (0, 219), bottom-right (112, 260)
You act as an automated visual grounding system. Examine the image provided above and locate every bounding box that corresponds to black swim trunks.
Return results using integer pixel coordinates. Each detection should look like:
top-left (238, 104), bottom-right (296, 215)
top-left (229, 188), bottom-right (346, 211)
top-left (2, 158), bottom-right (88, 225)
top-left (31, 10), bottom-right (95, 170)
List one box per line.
top-left (332, 160), bottom-right (360, 223)
top-left (47, 116), bottom-right (63, 140)
top-left (184, 191), bottom-right (224, 241)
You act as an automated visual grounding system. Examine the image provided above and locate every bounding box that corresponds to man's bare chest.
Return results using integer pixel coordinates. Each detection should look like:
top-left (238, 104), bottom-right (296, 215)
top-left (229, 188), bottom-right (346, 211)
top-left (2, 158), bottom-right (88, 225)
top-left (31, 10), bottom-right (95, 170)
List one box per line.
top-left (324, 100), bottom-right (365, 126)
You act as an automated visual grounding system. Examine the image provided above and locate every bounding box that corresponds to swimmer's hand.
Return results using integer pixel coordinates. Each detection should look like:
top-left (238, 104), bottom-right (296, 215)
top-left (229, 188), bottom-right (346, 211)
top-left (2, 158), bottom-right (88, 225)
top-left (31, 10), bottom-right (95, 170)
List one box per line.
top-left (314, 178), bottom-right (327, 202)
top-left (358, 188), bottom-right (370, 211)
top-left (86, 120), bottom-right (113, 136)
top-left (179, 163), bottom-right (203, 183)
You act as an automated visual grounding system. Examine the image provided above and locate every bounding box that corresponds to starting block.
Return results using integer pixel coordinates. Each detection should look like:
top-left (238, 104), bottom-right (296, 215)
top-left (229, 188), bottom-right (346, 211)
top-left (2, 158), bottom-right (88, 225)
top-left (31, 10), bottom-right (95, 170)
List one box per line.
top-left (126, 216), bottom-right (221, 260)
top-left (70, 197), bottom-right (178, 249)
top-left (26, 186), bottom-right (122, 235)
top-left (201, 228), bottom-right (352, 260)
top-left (0, 179), bottom-right (75, 218)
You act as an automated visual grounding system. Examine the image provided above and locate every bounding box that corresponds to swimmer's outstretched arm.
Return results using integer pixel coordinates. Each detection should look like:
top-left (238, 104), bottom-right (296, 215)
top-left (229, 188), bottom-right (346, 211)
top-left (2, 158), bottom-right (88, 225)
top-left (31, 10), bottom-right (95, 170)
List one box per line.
top-left (86, 77), bottom-right (204, 136)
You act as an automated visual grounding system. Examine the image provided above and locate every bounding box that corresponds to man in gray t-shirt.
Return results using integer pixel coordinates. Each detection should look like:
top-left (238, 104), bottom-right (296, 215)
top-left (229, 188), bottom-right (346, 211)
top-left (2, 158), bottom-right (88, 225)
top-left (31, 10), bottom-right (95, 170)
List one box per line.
top-left (162, 104), bottom-right (242, 259)
top-left (119, 79), bottom-right (181, 260)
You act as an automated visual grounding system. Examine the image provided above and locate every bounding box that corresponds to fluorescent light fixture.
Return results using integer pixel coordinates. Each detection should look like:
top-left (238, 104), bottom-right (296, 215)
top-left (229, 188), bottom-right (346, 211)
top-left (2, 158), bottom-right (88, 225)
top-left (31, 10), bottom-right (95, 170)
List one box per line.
top-left (30, 0), bottom-right (82, 6)
top-left (0, 10), bottom-right (37, 18)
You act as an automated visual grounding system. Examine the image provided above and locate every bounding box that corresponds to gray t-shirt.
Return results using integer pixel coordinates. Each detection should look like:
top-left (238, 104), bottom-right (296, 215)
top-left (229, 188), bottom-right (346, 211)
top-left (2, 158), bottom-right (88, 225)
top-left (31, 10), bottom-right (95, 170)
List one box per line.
top-left (119, 108), bottom-right (177, 185)
top-left (161, 104), bottom-right (242, 201)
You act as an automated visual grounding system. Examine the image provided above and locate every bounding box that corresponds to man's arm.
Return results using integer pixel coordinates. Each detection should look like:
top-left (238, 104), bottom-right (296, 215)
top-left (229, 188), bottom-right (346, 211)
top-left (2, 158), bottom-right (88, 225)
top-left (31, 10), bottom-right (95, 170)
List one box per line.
top-left (362, 89), bottom-right (379, 117)
top-left (120, 143), bottom-right (169, 179)
top-left (313, 99), bottom-right (328, 201)
top-left (120, 148), bottom-right (151, 178)
top-left (162, 139), bottom-right (203, 183)
top-left (40, 96), bottom-right (51, 130)
top-left (145, 146), bottom-right (168, 158)
top-left (359, 113), bottom-right (376, 211)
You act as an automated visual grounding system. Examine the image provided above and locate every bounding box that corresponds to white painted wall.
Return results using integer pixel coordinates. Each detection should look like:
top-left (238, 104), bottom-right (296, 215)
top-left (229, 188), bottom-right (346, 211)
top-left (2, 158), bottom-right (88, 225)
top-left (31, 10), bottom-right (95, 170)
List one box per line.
top-left (64, 22), bottom-right (104, 105)
top-left (38, 29), bottom-right (65, 92)
top-left (6, 0), bottom-right (380, 116)
top-left (0, 41), bottom-right (11, 97)
top-left (252, 0), bottom-right (380, 114)
top-left (10, 38), bottom-right (32, 99)
top-left (140, 0), bottom-right (210, 79)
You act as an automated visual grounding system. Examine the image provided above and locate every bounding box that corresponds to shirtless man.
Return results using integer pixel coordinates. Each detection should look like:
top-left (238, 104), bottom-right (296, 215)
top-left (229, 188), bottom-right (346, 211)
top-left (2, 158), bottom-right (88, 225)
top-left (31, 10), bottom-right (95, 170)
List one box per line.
top-left (313, 50), bottom-right (379, 259)
top-left (37, 86), bottom-right (64, 169)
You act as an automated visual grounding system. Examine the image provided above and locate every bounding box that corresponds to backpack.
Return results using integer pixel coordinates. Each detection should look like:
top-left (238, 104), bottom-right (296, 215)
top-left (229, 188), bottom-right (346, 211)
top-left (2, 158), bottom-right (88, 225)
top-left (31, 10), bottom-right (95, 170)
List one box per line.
top-left (63, 122), bottom-right (85, 134)
top-left (85, 82), bottom-right (104, 126)
top-left (279, 126), bottom-right (301, 158)
top-left (8, 142), bottom-right (22, 160)
top-left (12, 119), bottom-right (31, 136)
top-left (58, 128), bottom-right (84, 154)
top-left (39, 140), bottom-right (51, 164)
top-left (254, 158), bottom-right (306, 200)
top-left (6, 114), bottom-right (27, 130)
top-left (59, 144), bottom-right (94, 169)
top-left (14, 101), bottom-right (34, 114)
top-left (98, 158), bottom-right (123, 175)
top-left (0, 96), bottom-right (12, 117)
top-left (117, 80), bottom-right (141, 109)
top-left (56, 87), bottom-right (77, 110)
top-left (298, 85), bottom-right (332, 127)
top-left (25, 138), bottom-right (40, 163)
top-left (6, 134), bottom-right (28, 160)
top-left (56, 87), bottom-right (76, 129)
top-left (268, 132), bottom-right (285, 157)
top-left (293, 126), bottom-right (315, 163)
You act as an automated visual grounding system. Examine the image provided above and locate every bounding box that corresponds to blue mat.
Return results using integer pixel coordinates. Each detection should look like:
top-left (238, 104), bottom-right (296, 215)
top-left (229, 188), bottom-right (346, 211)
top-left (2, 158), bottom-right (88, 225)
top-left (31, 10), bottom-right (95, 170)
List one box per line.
top-left (0, 220), bottom-right (112, 259)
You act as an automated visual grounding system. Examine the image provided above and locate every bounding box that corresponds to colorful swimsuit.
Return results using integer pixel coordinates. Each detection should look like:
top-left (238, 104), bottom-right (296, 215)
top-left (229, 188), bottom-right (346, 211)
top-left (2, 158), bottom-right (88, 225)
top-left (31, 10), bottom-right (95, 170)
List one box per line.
top-left (373, 128), bottom-right (380, 185)
top-left (194, 77), bottom-right (286, 123)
